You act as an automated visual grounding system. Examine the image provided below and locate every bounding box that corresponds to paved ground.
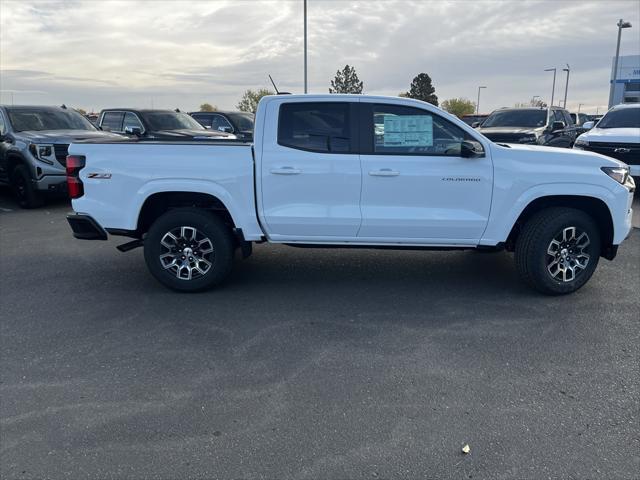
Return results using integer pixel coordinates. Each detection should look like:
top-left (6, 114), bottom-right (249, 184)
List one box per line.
top-left (1, 189), bottom-right (638, 479)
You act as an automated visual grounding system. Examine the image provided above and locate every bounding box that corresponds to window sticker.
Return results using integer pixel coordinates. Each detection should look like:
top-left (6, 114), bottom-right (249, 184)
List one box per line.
top-left (383, 115), bottom-right (433, 147)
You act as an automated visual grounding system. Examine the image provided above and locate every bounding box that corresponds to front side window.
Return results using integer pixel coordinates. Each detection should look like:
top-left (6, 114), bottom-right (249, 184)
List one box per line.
top-left (372, 104), bottom-right (472, 156)
top-left (210, 114), bottom-right (233, 131)
top-left (123, 112), bottom-right (143, 131)
top-left (227, 113), bottom-right (254, 131)
top-left (101, 112), bottom-right (124, 132)
top-left (597, 108), bottom-right (640, 129)
top-left (8, 109), bottom-right (96, 132)
top-left (278, 102), bottom-right (351, 153)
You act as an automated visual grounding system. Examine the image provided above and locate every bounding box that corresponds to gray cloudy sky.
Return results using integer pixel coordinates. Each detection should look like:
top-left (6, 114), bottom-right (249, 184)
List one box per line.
top-left (1, 0), bottom-right (639, 113)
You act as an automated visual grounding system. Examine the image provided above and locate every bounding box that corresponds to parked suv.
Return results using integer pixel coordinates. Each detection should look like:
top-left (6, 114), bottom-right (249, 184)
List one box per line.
top-left (189, 111), bottom-right (255, 141)
top-left (574, 104), bottom-right (640, 176)
top-left (0, 105), bottom-right (124, 208)
top-left (97, 109), bottom-right (235, 140)
top-left (477, 107), bottom-right (577, 147)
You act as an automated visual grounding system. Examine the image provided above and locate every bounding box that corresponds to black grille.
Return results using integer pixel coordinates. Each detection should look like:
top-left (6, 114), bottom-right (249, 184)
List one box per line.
top-left (585, 142), bottom-right (640, 166)
top-left (54, 144), bottom-right (69, 167)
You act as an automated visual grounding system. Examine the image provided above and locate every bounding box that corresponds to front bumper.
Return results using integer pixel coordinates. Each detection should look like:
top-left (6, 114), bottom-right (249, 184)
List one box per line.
top-left (34, 174), bottom-right (67, 194)
top-left (67, 214), bottom-right (108, 240)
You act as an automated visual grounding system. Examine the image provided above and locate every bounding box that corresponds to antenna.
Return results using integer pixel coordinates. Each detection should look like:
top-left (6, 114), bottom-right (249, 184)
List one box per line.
top-left (268, 74), bottom-right (279, 94)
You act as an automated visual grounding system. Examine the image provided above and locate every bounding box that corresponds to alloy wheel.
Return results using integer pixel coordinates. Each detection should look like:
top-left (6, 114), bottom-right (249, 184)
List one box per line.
top-left (159, 226), bottom-right (214, 280)
top-left (546, 226), bottom-right (591, 282)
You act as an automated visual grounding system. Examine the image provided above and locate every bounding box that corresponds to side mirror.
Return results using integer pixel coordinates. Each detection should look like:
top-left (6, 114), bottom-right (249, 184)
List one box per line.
top-left (551, 121), bottom-right (565, 132)
top-left (471, 121), bottom-right (480, 128)
top-left (124, 126), bottom-right (142, 136)
top-left (218, 126), bottom-right (233, 133)
top-left (204, 125), bottom-right (212, 129)
top-left (460, 140), bottom-right (484, 158)
top-left (582, 121), bottom-right (594, 130)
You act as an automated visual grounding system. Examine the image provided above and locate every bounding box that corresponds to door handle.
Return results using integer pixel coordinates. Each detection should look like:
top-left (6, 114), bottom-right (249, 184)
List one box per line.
top-left (369, 169), bottom-right (400, 177)
top-left (270, 167), bottom-right (301, 175)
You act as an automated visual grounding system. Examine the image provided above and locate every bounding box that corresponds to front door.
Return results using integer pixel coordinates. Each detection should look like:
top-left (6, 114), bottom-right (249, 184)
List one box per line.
top-left (260, 101), bottom-right (361, 239)
top-left (358, 102), bottom-right (493, 243)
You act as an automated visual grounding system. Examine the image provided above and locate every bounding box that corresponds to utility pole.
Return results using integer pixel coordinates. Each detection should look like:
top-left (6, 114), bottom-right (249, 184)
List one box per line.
top-left (608, 19), bottom-right (632, 108)
top-left (562, 64), bottom-right (570, 108)
top-left (303, 0), bottom-right (308, 93)
top-left (476, 86), bottom-right (486, 115)
top-left (578, 103), bottom-right (584, 114)
top-left (544, 68), bottom-right (557, 107)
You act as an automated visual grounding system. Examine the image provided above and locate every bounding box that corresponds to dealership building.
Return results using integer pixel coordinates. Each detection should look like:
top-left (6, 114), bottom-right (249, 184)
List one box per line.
top-left (610, 54), bottom-right (640, 107)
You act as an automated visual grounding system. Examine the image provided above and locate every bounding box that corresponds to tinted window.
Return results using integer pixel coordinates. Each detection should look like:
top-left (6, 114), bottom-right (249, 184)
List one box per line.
top-left (191, 114), bottom-right (213, 128)
top-left (101, 112), bottom-right (124, 131)
top-left (210, 114), bottom-right (233, 131)
top-left (227, 113), bottom-right (254, 131)
top-left (0, 111), bottom-right (5, 134)
top-left (123, 112), bottom-right (143, 131)
top-left (143, 112), bottom-right (204, 131)
top-left (482, 110), bottom-right (548, 128)
top-left (372, 104), bottom-right (473, 156)
top-left (8, 109), bottom-right (96, 132)
top-left (278, 102), bottom-right (350, 153)
top-left (597, 108), bottom-right (640, 129)
top-left (553, 110), bottom-right (565, 124)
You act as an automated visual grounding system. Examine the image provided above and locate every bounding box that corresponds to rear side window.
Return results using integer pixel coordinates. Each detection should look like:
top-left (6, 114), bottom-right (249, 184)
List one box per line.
top-left (278, 102), bottom-right (351, 153)
top-left (101, 112), bottom-right (124, 132)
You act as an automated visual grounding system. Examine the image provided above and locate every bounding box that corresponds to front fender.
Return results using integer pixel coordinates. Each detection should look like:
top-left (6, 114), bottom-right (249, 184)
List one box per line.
top-left (481, 182), bottom-right (620, 245)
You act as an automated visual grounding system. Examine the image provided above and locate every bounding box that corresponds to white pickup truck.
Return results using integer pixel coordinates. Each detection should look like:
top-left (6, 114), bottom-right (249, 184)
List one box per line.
top-left (66, 94), bottom-right (635, 295)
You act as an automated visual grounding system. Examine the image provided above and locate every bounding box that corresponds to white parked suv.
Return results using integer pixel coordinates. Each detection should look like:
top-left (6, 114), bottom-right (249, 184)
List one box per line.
top-left (574, 104), bottom-right (640, 176)
top-left (66, 95), bottom-right (635, 295)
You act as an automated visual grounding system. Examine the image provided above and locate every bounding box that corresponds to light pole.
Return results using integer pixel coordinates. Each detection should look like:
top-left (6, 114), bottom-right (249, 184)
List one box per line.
top-left (303, 0), bottom-right (308, 94)
top-left (578, 103), bottom-right (584, 114)
top-left (476, 86), bottom-right (486, 115)
top-left (562, 64), bottom-right (570, 108)
top-left (608, 18), bottom-right (632, 108)
top-left (544, 68), bottom-right (557, 107)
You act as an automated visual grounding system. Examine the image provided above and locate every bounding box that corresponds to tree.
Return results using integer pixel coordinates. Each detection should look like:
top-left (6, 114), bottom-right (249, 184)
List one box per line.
top-left (329, 65), bottom-right (364, 94)
top-left (403, 73), bottom-right (438, 106)
top-left (199, 103), bottom-right (217, 112)
top-left (441, 98), bottom-right (476, 118)
top-left (237, 88), bottom-right (274, 113)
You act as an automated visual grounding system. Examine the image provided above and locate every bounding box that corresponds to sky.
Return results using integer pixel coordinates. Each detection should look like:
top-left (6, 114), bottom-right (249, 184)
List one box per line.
top-left (1, 0), bottom-right (639, 114)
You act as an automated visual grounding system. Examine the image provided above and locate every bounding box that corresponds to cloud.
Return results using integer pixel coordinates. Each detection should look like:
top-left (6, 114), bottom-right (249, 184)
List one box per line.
top-left (1, 0), bottom-right (638, 113)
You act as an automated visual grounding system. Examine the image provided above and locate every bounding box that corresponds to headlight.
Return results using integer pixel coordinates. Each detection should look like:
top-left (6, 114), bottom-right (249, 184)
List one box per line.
top-left (28, 143), bottom-right (56, 165)
top-left (574, 138), bottom-right (589, 150)
top-left (601, 166), bottom-right (629, 185)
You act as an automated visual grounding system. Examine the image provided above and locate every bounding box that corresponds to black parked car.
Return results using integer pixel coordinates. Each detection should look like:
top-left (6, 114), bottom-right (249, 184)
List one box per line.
top-left (97, 109), bottom-right (234, 140)
top-left (477, 107), bottom-right (577, 148)
top-left (190, 111), bottom-right (255, 141)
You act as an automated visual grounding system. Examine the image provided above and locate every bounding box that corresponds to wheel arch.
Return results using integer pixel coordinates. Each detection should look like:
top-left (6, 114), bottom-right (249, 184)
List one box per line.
top-left (505, 195), bottom-right (615, 258)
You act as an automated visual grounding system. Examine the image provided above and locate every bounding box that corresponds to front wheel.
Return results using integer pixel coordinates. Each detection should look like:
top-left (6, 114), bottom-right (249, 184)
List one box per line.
top-left (144, 208), bottom-right (235, 292)
top-left (515, 207), bottom-right (601, 295)
top-left (11, 165), bottom-right (44, 209)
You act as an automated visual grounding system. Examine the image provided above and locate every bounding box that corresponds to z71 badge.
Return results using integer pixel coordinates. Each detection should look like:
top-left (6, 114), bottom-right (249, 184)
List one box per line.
top-left (86, 173), bottom-right (112, 179)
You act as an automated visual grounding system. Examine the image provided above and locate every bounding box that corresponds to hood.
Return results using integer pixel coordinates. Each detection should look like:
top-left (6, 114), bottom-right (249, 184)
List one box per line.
top-left (580, 127), bottom-right (640, 144)
top-left (147, 129), bottom-right (235, 140)
top-left (17, 129), bottom-right (124, 143)
top-left (491, 142), bottom-right (626, 169)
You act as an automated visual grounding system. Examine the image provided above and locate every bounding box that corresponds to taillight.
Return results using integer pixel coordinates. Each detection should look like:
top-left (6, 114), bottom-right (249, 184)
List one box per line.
top-left (66, 155), bottom-right (86, 199)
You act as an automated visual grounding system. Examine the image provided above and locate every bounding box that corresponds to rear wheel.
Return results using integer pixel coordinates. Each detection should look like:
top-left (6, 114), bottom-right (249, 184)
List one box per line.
top-left (11, 165), bottom-right (44, 209)
top-left (144, 208), bottom-right (235, 292)
top-left (515, 207), bottom-right (601, 295)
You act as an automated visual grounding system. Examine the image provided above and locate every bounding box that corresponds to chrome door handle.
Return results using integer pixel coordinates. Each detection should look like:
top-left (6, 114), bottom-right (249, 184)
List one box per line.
top-left (369, 169), bottom-right (400, 177)
top-left (270, 167), bottom-right (301, 175)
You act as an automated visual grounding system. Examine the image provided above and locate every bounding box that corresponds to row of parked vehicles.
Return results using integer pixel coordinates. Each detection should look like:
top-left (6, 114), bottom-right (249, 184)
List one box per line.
top-left (0, 105), bottom-right (254, 207)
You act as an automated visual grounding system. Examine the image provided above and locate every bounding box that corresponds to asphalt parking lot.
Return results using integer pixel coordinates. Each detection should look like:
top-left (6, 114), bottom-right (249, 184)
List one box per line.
top-left (1, 189), bottom-right (638, 479)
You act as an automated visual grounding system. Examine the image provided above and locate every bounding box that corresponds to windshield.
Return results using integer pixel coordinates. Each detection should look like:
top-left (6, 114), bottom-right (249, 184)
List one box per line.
top-left (7, 109), bottom-right (96, 132)
top-left (142, 112), bottom-right (204, 131)
top-left (227, 113), bottom-right (254, 131)
top-left (597, 108), bottom-right (640, 129)
top-left (482, 110), bottom-right (548, 128)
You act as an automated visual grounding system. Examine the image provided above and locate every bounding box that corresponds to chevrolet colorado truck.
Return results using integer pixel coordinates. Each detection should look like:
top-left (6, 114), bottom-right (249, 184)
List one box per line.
top-left (66, 95), bottom-right (635, 295)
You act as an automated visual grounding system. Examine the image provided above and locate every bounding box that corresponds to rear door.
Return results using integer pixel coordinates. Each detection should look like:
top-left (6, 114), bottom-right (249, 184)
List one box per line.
top-left (358, 102), bottom-right (493, 243)
top-left (260, 100), bottom-right (361, 238)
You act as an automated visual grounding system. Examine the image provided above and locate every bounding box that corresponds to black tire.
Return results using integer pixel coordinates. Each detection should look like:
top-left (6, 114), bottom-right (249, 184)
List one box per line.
top-left (515, 207), bottom-right (601, 295)
top-left (11, 164), bottom-right (44, 209)
top-left (143, 208), bottom-right (235, 292)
